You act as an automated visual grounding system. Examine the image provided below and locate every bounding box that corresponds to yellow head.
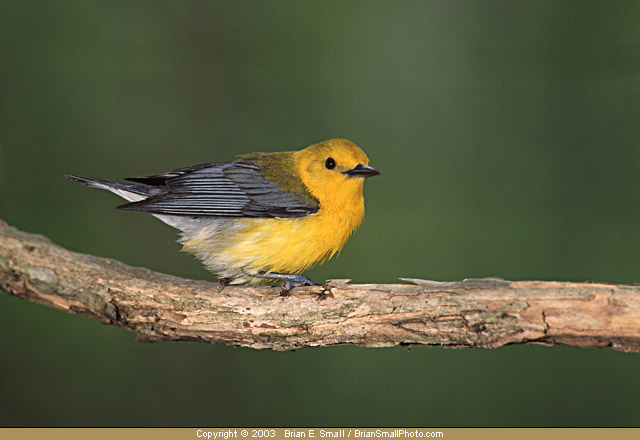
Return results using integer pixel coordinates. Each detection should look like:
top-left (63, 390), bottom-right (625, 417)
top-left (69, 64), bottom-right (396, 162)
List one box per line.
top-left (294, 139), bottom-right (379, 208)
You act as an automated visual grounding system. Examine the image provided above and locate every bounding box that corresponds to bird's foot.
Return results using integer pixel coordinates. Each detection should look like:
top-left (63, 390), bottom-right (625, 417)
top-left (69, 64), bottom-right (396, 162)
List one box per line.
top-left (249, 272), bottom-right (320, 296)
top-left (279, 281), bottom-right (293, 296)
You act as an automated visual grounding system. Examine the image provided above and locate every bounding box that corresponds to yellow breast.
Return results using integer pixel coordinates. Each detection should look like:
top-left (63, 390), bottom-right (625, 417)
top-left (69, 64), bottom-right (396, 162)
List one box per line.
top-left (230, 192), bottom-right (364, 274)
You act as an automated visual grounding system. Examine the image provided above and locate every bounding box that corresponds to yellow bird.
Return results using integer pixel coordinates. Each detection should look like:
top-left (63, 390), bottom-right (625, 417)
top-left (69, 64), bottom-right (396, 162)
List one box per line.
top-left (66, 138), bottom-right (379, 293)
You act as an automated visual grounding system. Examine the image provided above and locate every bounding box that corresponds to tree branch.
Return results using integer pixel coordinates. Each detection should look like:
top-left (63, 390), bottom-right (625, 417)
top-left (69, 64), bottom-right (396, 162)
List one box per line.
top-left (1, 220), bottom-right (639, 351)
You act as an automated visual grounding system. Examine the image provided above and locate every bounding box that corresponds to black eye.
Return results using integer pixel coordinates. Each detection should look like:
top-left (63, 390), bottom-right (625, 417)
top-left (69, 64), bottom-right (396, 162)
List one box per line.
top-left (325, 157), bottom-right (336, 170)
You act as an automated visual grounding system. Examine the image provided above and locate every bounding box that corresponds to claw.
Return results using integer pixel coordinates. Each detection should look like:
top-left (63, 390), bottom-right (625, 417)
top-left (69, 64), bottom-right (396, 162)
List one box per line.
top-left (279, 281), bottom-right (292, 296)
top-left (217, 277), bottom-right (229, 293)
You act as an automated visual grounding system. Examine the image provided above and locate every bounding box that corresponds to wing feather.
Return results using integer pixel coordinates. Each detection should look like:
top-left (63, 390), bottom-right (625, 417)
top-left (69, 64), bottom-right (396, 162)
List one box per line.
top-left (117, 160), bottom-right (318, 218)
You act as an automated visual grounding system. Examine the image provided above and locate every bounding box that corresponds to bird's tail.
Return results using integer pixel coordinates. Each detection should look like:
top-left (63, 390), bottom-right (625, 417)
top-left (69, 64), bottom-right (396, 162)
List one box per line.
top-left (65, 174), bottom-right (199, 232)
top-left (65, 174), bottom-right (159, 203)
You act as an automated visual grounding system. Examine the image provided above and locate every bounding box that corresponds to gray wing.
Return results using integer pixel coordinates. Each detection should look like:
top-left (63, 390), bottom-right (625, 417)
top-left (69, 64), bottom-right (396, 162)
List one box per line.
top-left (117, 161), bottom-right (319, 218)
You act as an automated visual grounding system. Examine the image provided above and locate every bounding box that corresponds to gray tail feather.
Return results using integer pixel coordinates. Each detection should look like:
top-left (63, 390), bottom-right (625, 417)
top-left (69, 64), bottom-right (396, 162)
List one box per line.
top-left (65, 174), bottom-right (161, 198)
top-left (65, 174), bottom-right (201, 232)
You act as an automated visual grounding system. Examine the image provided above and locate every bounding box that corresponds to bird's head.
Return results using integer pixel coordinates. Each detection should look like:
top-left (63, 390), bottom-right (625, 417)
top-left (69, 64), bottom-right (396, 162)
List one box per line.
top-left (295, 139), bottom-right (379, 206)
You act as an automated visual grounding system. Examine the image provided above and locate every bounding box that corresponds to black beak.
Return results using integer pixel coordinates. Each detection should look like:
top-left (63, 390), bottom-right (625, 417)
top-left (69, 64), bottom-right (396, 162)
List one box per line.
top-left (342, 164), bottom-right (380, 178)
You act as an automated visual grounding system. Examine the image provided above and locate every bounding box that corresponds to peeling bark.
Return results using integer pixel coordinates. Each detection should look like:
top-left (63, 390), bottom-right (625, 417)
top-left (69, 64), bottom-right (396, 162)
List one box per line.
top-left (1, 220), bottom-right (639, 351)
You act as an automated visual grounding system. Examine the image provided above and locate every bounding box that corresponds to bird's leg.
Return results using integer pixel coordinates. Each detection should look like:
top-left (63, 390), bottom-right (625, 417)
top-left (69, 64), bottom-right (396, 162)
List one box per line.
top-left (216, 277), bottom-right (230, 293)
top-left (249, 272), bottom-right (320, 296)
top-left (250, 272), bottom-right (321, 286)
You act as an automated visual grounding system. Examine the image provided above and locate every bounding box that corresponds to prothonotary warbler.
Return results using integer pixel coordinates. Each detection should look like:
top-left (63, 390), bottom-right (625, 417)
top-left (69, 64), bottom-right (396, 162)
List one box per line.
top-left (66, 138), bottom-right (379, 293)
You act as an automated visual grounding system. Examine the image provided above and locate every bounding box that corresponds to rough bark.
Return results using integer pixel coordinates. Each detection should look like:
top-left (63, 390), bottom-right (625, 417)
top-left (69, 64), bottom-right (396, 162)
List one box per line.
top-left (1, 220), bottom-right (639, 351)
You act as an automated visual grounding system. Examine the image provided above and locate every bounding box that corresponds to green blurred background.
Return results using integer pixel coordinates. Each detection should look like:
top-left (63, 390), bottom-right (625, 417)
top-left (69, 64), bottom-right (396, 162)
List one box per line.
top-left (1, 0), bottom-right (640, 427)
